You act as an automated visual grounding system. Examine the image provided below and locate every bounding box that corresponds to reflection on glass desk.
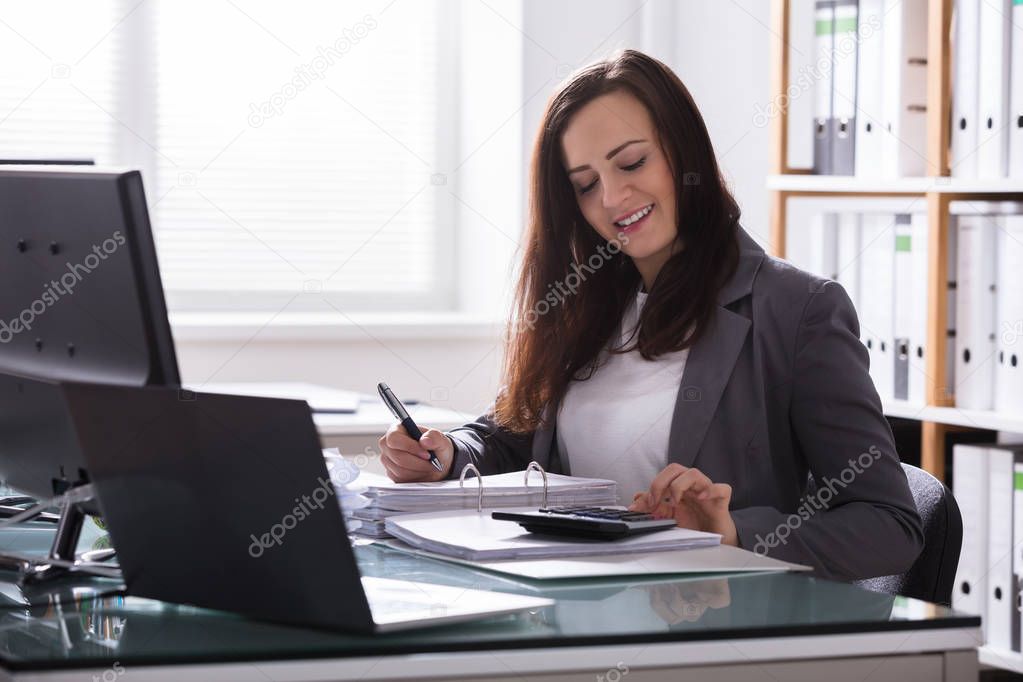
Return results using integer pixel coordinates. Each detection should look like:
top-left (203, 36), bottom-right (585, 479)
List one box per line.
top-left (0, 520), bottom-right (980, 680)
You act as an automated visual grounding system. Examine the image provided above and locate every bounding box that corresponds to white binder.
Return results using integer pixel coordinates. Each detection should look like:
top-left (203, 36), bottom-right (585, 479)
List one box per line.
top-left (890, 213), bottom-right (928, 405)
top-left (995, 213), bottom-right (1023, 414)
top-left (880, 0), bottom-right (929, 177)
top-left (808, 212), bottom-right (839, 280)
top-left (855, 0), bottom-right (885, 177)
top-left (976, 0), bottom-right (1012, 178)
top-left (954, 208), bottom-right (998, 410)
top-left (831, 0), bottom-right (859, 175)
top-left (836, 212), bottom-right (862, 314)
top-left (951, 0), bottom-right (981, 177)
top-left (814, 0), bottom-right (836, 175)
top-left (909, 212), bottom-right (929, 405)
top-left (1015, 459), bottom-right (1023, 652)
top-left (953, 444), bottom-right (989, 638)
top-left (859, 213), bottom-right (895, 401)
top-left (946, 221), bottom-right (959, 402)
top-left (1010, 0), bottom-right (1023, 178)
top-left (988, 446), bottom-right (1023, 651)
top-left (893, 215), bottom-right (915, 402)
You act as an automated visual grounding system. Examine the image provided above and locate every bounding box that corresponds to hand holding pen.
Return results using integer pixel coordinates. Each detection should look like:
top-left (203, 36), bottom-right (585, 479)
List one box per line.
top-left (377, 382), bottom-right (454, 482)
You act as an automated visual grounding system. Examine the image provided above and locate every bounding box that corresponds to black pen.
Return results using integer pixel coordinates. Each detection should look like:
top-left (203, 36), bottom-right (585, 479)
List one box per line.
top-left (377, 382), bottom-right (443, 472)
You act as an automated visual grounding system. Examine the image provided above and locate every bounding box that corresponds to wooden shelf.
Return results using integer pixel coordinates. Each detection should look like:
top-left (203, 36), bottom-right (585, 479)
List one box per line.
top-left (882, 400), bottom-right (930, 421)
top-left (883, 400), bottom-right (1023, 434)
top-left (767, 174), bottom-right (1023, 195)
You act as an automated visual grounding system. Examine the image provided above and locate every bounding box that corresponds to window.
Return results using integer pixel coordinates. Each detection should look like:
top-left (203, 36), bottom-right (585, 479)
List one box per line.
top-left (0, 3), bottom-right (121, 163)
top-left (0, 0), bottom-right (459, 314)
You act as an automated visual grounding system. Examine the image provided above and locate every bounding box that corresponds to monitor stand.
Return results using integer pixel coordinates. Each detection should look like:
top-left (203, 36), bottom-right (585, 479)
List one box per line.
top-left (0, 495), bottom-right (60, 522)
top-left (0, 484), bottom-right (121, 582)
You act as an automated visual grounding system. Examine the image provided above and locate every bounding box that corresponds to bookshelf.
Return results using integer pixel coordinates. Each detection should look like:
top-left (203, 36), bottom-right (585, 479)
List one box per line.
top-left (767, 0), bottom-right (1023, 482)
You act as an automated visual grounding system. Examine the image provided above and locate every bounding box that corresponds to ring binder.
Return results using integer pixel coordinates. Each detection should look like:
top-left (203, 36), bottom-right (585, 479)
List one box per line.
top-left (525, 461), bottom-right (550, 510)
top-left (459, 463), bottom-right (484, 512)
top-left (458, 462), bottom-right (550, 512)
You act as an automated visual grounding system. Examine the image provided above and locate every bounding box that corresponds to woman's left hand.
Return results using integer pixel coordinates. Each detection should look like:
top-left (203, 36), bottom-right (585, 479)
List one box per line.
top-left (628, 464), bottom-right (738, 546)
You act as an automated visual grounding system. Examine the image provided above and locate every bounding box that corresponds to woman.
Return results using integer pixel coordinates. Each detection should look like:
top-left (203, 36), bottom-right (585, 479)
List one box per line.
top-left (378, 49), bottom-right (923, 582)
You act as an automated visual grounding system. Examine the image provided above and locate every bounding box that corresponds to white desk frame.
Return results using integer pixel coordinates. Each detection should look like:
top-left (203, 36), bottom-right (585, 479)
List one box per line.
top-left (3, 626), bottom-right (979, 681)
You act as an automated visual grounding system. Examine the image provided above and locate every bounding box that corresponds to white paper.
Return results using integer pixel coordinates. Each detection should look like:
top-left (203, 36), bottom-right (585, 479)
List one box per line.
top-left (385, 507), bottom-right (720, 561)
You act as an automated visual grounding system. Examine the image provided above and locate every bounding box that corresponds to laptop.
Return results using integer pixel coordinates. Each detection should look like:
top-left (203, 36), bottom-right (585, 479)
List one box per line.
top-left (62, 382), bottom-right (552, 633)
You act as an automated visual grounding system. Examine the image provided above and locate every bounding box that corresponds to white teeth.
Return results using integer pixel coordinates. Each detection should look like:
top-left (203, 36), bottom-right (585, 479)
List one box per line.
top-left (615, 204), bottom-right (653, 227)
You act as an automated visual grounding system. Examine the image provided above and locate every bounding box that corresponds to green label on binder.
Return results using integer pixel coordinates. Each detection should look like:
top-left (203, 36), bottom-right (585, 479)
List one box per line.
top-left (1015, 471), bottom-right (1023, 490)
top-left (816, 19), bottom-right (834, 34)
top-left (834, 17), bottom-right (858, 32)
top-left (895, 234), bottom-right (912, 252)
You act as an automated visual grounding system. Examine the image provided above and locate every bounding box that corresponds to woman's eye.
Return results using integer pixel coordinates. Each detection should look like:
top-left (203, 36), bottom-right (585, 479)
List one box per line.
top-left (576, 157), bottom-right (645, 196)
top-left (623, 157), bottom-right (646, 171)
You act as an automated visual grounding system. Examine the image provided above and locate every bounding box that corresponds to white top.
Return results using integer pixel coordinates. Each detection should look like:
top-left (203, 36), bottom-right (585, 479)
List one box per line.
top-left (556, 287), bottom-right (689, 504)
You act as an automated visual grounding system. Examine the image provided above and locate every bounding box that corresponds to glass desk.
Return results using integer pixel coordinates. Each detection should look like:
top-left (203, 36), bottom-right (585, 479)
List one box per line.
top-left (0, 521), bottom-right (981, 681)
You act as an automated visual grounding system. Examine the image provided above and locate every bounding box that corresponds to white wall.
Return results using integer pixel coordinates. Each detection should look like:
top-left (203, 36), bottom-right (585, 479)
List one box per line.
top-left (176, 1), bottom-right (779, 419)
top-left (645, 0), bottom-right (774, 248)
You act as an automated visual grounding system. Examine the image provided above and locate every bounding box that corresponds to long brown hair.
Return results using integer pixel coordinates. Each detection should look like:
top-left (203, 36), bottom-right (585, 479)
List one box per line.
top-left (495, 49), bottom-right (740, 434)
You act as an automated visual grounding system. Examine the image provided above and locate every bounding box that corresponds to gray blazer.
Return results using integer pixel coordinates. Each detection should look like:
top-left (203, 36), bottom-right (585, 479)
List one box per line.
top-left (446, 226), bottom-right (924, 582)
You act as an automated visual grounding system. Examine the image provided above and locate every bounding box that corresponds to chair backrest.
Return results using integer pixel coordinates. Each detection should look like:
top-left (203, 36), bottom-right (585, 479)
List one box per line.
top-left (806, 463), bottom-right (963, 605)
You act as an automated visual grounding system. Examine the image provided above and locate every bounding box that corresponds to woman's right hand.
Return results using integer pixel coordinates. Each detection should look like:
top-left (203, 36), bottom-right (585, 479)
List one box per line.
top-left (379, 423), bottom-right (455, 482)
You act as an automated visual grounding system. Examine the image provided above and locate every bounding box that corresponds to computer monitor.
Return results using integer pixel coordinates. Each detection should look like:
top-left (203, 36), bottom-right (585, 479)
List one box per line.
top-left (0, 168), bottom-right (180, 576)
top-left (0, 168), bottom-right (179, 393)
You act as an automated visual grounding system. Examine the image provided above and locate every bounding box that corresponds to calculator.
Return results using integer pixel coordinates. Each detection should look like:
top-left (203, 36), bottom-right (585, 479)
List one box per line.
top-left (491, 506), bottom-right (678, 540)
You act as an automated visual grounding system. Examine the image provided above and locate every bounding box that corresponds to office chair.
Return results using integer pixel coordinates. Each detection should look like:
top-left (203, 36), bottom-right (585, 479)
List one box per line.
top-left (804, 462), bottom-right (962, 604)
top-left (851, 463), bottom-right (963, 606)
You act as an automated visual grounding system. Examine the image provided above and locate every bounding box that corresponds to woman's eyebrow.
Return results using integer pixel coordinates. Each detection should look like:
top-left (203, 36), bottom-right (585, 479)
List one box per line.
top-left (566, 139), bottom-right (647, 174)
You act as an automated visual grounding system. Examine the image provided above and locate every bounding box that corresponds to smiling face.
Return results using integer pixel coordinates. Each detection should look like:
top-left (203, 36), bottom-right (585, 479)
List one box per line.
top-left (560, 89), bottom-right (679, 289)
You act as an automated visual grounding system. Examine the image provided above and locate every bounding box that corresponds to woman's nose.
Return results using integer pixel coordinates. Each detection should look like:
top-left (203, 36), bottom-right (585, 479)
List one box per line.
top-left (601, 175), bottom-right (632, 211)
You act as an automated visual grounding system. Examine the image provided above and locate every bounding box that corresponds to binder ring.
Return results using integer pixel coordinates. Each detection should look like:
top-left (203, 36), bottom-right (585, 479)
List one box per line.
top-left (459, 463), bottom-right (484, 513)
top-left (524, 461), bottom-right (549, 510)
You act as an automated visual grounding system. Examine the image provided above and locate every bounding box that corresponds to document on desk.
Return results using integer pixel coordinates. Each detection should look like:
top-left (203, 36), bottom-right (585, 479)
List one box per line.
top-left (384, 508), bottom-right (720, 561)
top-left (381, 539), bottom-right (810, 579)
top-left (337, 469), bottom-right (619, 539)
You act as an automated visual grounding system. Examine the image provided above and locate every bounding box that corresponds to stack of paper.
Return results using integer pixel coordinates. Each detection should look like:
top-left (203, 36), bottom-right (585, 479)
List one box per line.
top-left (340, 469), bottom-right (619, 539)
top-left (365, 471), bottom-right (617, 510)
top-left (384, 508), bottom-right (720, 562)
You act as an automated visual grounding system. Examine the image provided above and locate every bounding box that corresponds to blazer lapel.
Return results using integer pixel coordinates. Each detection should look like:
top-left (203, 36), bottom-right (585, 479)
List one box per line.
top-left (666, 307), bottom-right (751, 467)
top-left (666, 226), bottom-right (765, 468)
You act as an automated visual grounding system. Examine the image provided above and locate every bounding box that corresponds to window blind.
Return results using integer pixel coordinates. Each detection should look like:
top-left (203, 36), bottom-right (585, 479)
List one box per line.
top-left (1, 0), bottom-right (456, 314)
top-left (0, 2), bottom-right (121, 164)
top-left (151, 0), bottom-right (453, 312)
